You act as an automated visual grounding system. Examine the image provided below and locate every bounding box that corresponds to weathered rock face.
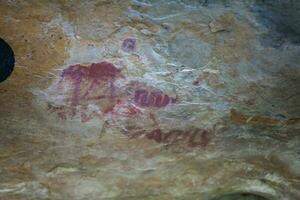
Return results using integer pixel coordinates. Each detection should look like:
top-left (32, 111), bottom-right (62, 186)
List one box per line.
top-left (0, 0), bottom-right (299, 199)
top-left (254, 0), bottom-right (300, 44)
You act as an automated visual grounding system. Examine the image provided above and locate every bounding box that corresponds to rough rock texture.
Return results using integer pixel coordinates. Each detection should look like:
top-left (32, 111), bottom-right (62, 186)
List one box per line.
top-left (0, 0), bottom-right (299, 199)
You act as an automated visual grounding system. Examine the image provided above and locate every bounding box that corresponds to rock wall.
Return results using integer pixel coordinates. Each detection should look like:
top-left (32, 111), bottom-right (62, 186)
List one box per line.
top-left (0, 0), bottom-right (299, 199)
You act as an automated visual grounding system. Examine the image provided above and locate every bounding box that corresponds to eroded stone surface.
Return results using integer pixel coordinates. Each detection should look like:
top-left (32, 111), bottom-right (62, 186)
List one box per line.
top-left (0, 0), bottom-right (299, 199)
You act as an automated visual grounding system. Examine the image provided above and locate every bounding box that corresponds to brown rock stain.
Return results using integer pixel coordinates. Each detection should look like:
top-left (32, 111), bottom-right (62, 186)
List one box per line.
top-left (230, 109), bottom-right (300, 126)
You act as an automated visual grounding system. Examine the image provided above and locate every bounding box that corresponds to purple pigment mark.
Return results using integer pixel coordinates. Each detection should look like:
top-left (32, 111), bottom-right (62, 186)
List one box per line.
top-left (134, 89), bottom-right (176, 108)
top-left (121, 38), bottom-right (136, 52)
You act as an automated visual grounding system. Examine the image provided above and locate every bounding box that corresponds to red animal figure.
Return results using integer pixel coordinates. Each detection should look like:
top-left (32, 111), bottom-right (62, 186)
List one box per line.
top-left (134, 89), bottom-right (176, 108)
top-left (50, 61), bottom-right (124, 121)
top-left (147, 128), bottom-right (210, 148)
top-left (47, 62), bottom-right (210, 149)
top-left (123, 126), bottom-right (210, 148)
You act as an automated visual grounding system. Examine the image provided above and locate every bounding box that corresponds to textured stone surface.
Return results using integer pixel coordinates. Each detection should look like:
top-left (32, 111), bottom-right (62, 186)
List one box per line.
top-left (0, 0), bottom-right (299, 199)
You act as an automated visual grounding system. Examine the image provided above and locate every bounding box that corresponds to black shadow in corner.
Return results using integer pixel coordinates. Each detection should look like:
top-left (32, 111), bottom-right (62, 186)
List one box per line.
top-left (0, 38), bottom-right (15, 83)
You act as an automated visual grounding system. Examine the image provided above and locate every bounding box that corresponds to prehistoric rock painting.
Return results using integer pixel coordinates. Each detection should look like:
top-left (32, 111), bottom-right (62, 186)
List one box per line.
top-left (107, 80), bottom-right (177, 118)
top-left (122, 126), bottom-right (210, 148)
top-left (48, 61), bottom-right (124, 122)
top-left (47, 61), bottom-right (210, 148)
top-left (134, 89), bottom-right (176, 108)
top-left (109, 101), bottom-right (142, 118)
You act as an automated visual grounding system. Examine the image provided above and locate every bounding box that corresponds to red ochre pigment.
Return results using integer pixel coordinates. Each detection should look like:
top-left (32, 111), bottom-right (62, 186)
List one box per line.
top-left (124, 127), bottom-right (210, 148)
top-left (62, 62), bottom-right (122, 81)
top-left (110, 101), bottom-right (142, 118)
top-left (48, 61), bottom-right (209, 149)
top-left (48, 63), bottom-right (208, 148)
top-left (50, 61), bottom-right (124, 121)
top-left (134, 89), bottom-right (176, 108)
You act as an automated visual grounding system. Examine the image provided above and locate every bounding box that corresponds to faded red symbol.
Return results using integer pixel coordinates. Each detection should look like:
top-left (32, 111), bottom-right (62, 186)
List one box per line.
top-left (47, 104), bottom-right (67, 121)
top-left (134, 89), bottom-right (176, 108)
top-left (109, 100), bottom-right (142, 118)
top-left (108, 83), bottom-right (177, 120)
top-left (121, 38), bottom-right (136, 52)
top-left (47, 62), bottom-right (211, 148)
top-left (48, 63), bottom-right (178, 123)
top-left (123, 127), bottom-right (210, 148)
top-left (49, 61), bottom-right (124, 122)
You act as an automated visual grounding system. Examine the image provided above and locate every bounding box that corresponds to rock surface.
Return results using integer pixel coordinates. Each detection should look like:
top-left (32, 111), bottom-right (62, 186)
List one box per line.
top-left (0, 0), bottom-right (299, 199)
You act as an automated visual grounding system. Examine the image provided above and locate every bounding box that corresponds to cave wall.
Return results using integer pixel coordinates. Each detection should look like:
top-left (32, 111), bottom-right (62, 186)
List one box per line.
top-left (0, 0), bottom-right (299, 199)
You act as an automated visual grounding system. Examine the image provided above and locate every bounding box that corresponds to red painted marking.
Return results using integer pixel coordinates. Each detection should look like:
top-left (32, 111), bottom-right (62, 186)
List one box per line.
top-left (47, 104), bottom-right (68, 121)
top-left (49, 61), bottom-right (124, 122)
top-left (90, 62), bottom-right (122, 80)
top-left (110, 101), bottom-right (142, 118)
top-left (57, 112), bottom-right (67, 121)
top-left (80, 111), bottom-right (101, 123)
top-left (49, 70), bottom-right (178, 124)
top-left (146, 129), bottom-right (162, 143)
top-left (62, 62), bottom-right (122, 81)
top-left (134, 89), bottom-right (176, 108)
top-left (126, 104), bottom-right (142, 116)
top-left (123, 126), bottom-right (210, 148)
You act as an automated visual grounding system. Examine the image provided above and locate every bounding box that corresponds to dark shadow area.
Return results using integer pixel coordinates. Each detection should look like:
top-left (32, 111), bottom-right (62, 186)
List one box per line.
top-left (211, 193), bottom-right (272, 200)
top-left (252, 0), bottom-right (300, 45)
top-left (0, 38), bottom-right (15, 82)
